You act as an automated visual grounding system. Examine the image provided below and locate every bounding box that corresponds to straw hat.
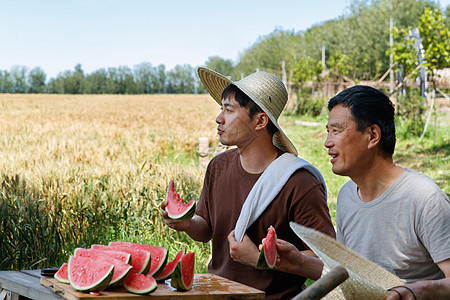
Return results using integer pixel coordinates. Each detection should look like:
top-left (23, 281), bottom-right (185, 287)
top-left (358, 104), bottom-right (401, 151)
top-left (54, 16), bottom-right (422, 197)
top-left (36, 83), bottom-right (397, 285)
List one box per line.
top-left (290, 222), bottom-right (405, 300)
top-left (197, 67), bottom-right (298, 155)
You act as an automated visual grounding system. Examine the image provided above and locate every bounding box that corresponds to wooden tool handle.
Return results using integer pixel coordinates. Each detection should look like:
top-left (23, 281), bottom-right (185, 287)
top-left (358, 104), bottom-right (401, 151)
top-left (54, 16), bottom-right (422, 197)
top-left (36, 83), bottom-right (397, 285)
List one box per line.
top-left (293, 265), bottom-right (349, 300)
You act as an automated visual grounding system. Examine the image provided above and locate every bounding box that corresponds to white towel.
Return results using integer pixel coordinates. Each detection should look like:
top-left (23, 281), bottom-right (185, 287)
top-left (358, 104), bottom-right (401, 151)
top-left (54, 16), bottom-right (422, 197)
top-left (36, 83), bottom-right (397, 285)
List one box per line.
top-left (234, 153), bottom-right (326, 242)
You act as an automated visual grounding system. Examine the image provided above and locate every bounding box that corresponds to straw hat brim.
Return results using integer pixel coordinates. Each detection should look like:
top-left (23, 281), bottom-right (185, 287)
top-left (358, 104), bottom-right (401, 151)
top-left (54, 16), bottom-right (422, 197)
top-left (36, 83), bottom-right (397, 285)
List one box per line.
top-left (290, 222), bottom-right (405, 300)
top-left (197, 67), bottom-right (298, 155)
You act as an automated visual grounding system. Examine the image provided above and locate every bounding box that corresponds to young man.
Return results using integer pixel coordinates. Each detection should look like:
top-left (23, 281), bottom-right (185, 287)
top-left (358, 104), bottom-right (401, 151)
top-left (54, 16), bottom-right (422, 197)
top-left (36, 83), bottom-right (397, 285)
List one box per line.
top-left (161, 67), bottom-right (335, 299)
top-left (271, 85), bottom-right (450, 299)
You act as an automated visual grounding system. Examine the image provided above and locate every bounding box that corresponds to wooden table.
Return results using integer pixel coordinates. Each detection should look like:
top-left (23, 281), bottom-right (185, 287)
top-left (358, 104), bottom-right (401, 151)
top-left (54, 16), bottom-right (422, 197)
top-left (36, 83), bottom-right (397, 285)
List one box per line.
top-left (0, 270), bottom-right (62, 300)
top-left (0, 270), bottom-right (265, 300)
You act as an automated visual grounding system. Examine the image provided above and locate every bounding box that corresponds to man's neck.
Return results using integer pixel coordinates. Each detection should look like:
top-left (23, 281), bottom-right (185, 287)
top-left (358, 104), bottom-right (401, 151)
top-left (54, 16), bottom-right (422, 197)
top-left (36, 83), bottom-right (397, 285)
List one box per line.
top-left (238, 141), bottom-right (279, 174)
top-left (353, 158), bottom-right (405, 202)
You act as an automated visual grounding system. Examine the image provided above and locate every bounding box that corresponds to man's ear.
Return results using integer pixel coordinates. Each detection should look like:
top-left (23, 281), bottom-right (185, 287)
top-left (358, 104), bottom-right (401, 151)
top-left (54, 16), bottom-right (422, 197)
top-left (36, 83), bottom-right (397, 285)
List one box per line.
top-left (367, 124), bottom-right (381, 149)
top-left (254, 112), bottom-right (269, 131)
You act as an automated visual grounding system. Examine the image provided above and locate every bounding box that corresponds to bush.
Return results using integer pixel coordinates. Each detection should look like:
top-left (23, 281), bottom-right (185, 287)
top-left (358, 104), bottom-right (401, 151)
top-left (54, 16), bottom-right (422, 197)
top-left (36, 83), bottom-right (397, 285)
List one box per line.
top-left (395, 91), bottom-right (426, 139)
top-left (294, 96), bottom-right (327, 117)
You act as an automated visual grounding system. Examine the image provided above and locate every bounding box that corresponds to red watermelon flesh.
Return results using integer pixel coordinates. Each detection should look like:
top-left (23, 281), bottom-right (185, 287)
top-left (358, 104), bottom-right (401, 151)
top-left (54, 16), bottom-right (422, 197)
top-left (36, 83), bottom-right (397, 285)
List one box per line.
top-left (123, 271), bottom-right (157, 294)
top-left (74, 248), bottom-right (133, 287)
top-left (74, 247), bottom-right (132, 264)
top-left (165, 180), bottom-right (196, 220)
top-left (170, 252), bottom-right (195, 291)
top-left (156, 248), bottom-right (185, 282)
top-left (68, 256), bottom-right (114, 292)
top-left (54, 262), bottom-right (69, 284)
top-left (109, 241), bottom-right (168, 277)
top-left (256, 225), bottom-right (277, 269)
top-left (91, 244), bottom-right (151, 275)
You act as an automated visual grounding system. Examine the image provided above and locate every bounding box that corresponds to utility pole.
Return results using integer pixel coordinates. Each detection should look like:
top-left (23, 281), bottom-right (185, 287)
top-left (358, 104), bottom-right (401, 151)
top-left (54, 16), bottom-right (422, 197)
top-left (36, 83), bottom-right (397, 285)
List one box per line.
top-left (389, 15), bottom-right (394, 97)
top-left (322, 43), bottom-right (326, 70)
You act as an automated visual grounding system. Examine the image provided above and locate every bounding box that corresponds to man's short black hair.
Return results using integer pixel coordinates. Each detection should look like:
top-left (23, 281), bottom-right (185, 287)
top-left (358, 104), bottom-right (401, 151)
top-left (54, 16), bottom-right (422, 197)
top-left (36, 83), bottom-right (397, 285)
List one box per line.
top-left (328, 85), bottom-right (396, 155)
top-left (222, 84), bottom-right (278, 136)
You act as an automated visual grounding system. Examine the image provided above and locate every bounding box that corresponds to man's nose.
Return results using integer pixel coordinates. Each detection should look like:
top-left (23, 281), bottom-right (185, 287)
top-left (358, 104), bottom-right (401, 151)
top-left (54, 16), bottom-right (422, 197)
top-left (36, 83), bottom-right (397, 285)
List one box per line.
top-left (324, 134), bottom-right (333, 148)
top-left (216, 111), bottom-right (224, 124)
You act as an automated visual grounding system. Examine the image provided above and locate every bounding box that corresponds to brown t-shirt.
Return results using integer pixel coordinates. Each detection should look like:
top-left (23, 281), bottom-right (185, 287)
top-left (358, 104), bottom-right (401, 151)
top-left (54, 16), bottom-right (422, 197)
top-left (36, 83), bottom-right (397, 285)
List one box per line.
top-left (196, 149), bottom-right (336, 299)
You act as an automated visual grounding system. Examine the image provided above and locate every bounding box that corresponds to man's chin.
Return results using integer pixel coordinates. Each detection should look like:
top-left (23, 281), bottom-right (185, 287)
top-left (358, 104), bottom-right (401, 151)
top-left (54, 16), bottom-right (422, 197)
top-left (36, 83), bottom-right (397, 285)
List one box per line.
top-left (219, 139), bottom-right (231, 147)
top-left (331, 166), bottom-right (346, 176)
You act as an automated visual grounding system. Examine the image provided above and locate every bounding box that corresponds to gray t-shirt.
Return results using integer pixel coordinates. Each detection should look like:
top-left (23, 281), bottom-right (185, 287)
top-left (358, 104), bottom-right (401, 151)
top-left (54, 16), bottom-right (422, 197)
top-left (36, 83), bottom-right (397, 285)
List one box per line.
top-left (336, 168), bottom-right (450, 282)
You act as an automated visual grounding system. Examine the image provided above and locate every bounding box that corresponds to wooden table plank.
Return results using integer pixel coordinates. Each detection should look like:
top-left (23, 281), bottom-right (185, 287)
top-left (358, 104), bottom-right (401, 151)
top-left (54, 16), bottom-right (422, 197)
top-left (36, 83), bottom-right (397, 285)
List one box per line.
top-left (1, 271), bottom-right (264, 300)
top-left (41, 273), bottom-right (265, 299)
top-left (0, 270), bottom-right (63, 300)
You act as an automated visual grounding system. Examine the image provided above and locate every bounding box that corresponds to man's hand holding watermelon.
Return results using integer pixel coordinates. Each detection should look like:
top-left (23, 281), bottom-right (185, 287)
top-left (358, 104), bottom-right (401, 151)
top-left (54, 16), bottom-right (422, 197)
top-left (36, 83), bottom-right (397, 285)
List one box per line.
top-left (258, 238), bottom-right (323, 280)
top-left (160, 181), bottom-right (211, 242)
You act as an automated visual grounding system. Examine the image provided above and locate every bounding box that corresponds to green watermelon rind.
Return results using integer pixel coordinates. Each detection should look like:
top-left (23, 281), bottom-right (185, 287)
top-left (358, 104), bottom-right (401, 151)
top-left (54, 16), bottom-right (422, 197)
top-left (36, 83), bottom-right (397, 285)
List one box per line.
top-left (156, 248), bottom-right (185, 282)
top-left (170, 252), bottom-right (194, 291)
top-left (255, 226), bottom-right (277, 270)
top-left (151, 252), bottom-right (168, 278)
top-left (123, 272), bottom-right (158, 294)
top-left (73, 248), bottom-right (133, 287)
top-left (165, 180), bottom-right (196, 220)
top-left (68, 256), bottom-right (115, 292)
top-left (166, 202), bottom-right (196, 220)
top-left (54, 262), bottom-right (69, 284)
top-left (109, 264), bottom-right (133, 288)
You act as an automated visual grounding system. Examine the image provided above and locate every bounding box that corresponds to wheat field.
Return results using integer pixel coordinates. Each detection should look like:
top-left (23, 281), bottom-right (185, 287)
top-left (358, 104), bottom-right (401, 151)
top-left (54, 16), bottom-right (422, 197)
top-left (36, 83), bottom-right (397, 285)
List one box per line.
top-left (0, 94), bottom-right (221, 271)
top-left (1, 93), bottom-right (447, 272)
top-left (0, 94), bottom-right (220, 183)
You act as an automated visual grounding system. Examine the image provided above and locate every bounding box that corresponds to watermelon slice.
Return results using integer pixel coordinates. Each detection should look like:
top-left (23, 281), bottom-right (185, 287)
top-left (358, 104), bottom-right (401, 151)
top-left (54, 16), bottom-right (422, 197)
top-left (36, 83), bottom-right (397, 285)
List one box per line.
top-left (54, 262), bottom-right (69, 284)
top-left (170, 252), bottom-right (195, 291)
top-left (74, 248), bottom-right (133, 287)
top-left (109, 241), bottom-right (168, 278)
top-left (123, 271), bottom-right (158, 294)
top-left (68, 256), bottom-right (114, 292)
top-left (91, 244), bottom-right (151, 275)
top-left (165, 180), bottom-right (196, 220)
top-left (156, 248), bottom-right (185, 282)
top-left (256, 225), bottom-right (277, 269)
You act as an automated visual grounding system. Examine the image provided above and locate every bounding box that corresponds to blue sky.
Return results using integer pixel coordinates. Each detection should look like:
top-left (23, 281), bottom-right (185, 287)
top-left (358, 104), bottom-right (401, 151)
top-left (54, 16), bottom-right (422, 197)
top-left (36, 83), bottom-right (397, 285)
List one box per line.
top-left (1, 0), bottom-right (449, 79)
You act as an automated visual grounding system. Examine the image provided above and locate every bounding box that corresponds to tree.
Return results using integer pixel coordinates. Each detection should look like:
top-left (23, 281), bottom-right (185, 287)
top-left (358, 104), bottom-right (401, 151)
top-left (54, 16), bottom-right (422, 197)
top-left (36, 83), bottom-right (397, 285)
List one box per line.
top-left (85, 68), bottom-right (110, 94)
top-left (235, 28), bottom-right (300, 80)
top-left (46, 76), bottom-right (65, 94)
top-left (166, 64), bottom-right (195, 94)
top-left (152, 64), bottom-right (167, 94)
top-left (0, 70), bottom-right (13, 93)
top-left (57, 64), bottom-right (86, 94)
top-left (292, 57), bottom-right (322, 86)
top-left (27, 67), bottom-right (47, 93)
top-left (116, 65), bottom-right (137, 94)
top-left (205, 56), bottom-right (234, 78)
top-left (10, 65), bottom-right (28, 93)
top-left (388, 6), bottom-right (449, 138)
top-left (134, 62), bottom-right (154, 94)
top-left (418, 7), bottom-right (450, 91)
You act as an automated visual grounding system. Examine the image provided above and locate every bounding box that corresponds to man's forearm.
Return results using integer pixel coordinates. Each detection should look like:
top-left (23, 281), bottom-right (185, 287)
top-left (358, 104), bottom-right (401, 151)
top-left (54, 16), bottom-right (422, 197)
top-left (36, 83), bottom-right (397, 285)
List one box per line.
top-left (299, 250), bottom-right (324, 280)
top-left (184, 215), bottom-right (212, 242)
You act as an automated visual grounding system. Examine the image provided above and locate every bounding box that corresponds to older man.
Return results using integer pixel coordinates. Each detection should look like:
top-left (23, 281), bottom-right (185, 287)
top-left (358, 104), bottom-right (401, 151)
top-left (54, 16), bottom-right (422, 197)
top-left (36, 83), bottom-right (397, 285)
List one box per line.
top-left (267, 85), bottom-right (450, 300)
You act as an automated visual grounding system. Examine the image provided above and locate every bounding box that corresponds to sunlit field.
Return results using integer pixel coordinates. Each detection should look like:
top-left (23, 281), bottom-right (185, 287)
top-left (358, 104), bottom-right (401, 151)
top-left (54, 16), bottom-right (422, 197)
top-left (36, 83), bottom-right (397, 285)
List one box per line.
top-left (1, 94), bottom-right (448, 272)
top-left (0, 94), bottom-right (219, 271)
